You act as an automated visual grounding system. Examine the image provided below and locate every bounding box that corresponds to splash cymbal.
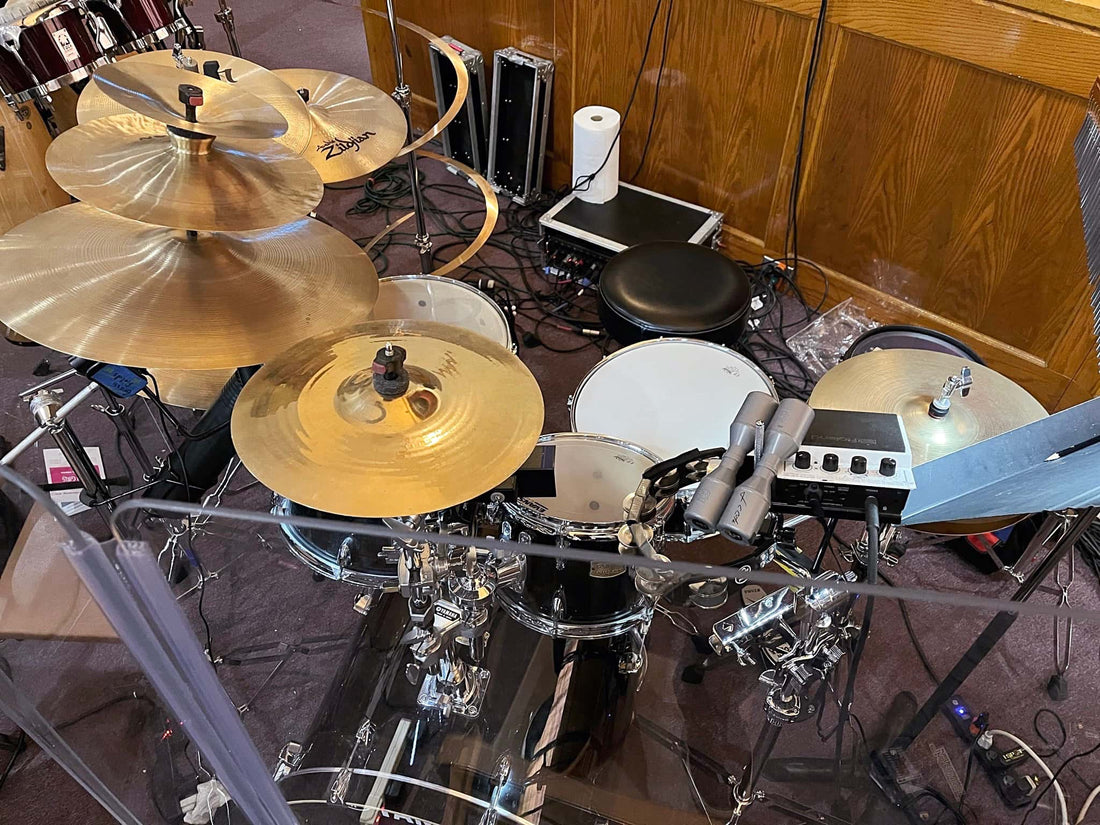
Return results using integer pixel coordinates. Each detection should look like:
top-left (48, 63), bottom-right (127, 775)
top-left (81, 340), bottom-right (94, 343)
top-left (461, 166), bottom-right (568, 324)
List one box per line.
top-left (91, 61), bottom-right (287, 139)
top-left (46, 114), bottom-right (323, 230)
top-left (78, 50), bottom-right (313, 154)
top-left (809, 349), bottom-right (1048, 534)
top-left (0, 204), bottom-right (379, 369)
top-left (271, 68), bottom-right (406, 183)
top-left (231, 320), bottom-right (545, 517)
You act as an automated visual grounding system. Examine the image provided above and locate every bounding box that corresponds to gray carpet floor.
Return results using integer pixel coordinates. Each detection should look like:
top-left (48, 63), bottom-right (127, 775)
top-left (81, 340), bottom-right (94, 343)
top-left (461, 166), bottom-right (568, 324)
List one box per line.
top-left (1, 3), bottom-right (1099, 824)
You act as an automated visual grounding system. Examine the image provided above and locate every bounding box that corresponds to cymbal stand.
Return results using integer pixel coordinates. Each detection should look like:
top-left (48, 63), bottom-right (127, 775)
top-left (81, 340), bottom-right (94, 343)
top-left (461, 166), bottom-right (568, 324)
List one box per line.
top-left (93, 387), bottom-right (156, 481)
top-left (384, 0), bottom-right (433, 274)
top-left (213, 0), bottom-right (242, 57)
top-left (25, 389), bottom-right (113, 511)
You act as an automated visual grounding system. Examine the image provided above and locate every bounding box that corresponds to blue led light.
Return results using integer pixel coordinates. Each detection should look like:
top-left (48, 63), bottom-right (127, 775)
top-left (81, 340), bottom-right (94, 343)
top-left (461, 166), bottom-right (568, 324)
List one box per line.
top-left (955, 706), bottom-right (968, 716)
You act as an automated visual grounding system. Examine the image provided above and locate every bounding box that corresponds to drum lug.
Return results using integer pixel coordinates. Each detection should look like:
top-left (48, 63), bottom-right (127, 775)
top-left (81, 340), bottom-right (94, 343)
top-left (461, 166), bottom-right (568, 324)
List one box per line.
top-left (353, 589), bottom-right (378, 615)
top-left (272, 741), bottom-right (303, 782)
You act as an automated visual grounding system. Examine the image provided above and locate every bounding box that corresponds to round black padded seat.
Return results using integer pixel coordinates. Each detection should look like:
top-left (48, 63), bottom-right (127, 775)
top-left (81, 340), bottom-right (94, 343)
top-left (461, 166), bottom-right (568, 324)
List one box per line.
top-left (597, 241), bottom-right (752, 346)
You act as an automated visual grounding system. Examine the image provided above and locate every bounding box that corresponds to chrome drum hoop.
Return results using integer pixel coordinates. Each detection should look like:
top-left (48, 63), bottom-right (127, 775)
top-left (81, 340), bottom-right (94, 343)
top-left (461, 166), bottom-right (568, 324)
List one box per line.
top-left (272, 497), bottom-right (399, 590)
top-left (376, 273), bottom-right (515, 352)
top-left (495, 589), bottom-right (652, 640)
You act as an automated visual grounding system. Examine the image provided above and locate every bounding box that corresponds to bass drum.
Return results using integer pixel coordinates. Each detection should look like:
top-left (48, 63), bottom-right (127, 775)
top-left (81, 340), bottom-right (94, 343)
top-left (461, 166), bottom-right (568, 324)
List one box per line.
top-left (278, 595), bottom-right (642, 825)
top-left (494, 432), bottom-right (674, 639)
top-left (569, 337), bottom-right (777, 460)
top-left (372, 274), bottom-right (514, 350)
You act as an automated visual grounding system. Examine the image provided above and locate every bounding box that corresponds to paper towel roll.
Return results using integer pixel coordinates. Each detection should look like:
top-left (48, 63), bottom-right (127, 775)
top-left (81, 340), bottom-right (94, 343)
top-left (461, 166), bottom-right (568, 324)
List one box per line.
top-left (572, 106), bottom-right (620, 204)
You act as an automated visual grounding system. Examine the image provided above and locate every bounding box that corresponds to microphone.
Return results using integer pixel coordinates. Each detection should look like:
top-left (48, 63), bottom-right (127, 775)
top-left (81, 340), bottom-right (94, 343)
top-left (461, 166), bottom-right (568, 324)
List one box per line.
top-left (684, 392), bottom-right (779, 532)
top-left (717, 398), bottom-right (814, 543)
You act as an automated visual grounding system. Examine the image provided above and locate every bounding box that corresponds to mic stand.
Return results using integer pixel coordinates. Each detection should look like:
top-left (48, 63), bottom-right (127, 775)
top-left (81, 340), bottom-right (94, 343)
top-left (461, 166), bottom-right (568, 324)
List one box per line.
top-left (383, 0), bottom-right (433, 275)
top-left (213, 0), bottom-right (241, 57)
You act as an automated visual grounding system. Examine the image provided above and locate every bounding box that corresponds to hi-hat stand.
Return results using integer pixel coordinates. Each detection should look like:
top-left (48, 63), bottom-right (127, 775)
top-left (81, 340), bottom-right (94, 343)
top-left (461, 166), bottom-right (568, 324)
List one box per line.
top-left (383, 0), bottom-right (433, 275)
top-left (214, 0), bottom-right (242, 57)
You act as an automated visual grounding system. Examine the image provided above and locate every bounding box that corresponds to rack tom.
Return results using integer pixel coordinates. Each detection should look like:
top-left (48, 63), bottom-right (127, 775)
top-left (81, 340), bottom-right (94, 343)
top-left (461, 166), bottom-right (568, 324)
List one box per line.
top-left (0, 0), bottom-right (115, 102)
top-left (86, 0), bottom-right (185, 53)
top-left (494, 432), bottom-right (674, 639)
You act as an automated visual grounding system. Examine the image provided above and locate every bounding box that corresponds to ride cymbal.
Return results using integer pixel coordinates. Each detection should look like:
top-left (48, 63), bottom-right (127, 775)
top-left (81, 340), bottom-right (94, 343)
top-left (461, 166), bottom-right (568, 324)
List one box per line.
top-left (809, 349), bottom-right (1048, 534)
top-left (92, 61), bottom-right (288, 139)
top-left (0, 204), bottom-right (379, 369)
top-left (231, 320), bottom-right (545, 517)
top-left (78, 50), bottom-right (313, 154)
top-left (46, 114), bottom-right (323, 230)
top-left (272, 68), bottom-right (406, 183)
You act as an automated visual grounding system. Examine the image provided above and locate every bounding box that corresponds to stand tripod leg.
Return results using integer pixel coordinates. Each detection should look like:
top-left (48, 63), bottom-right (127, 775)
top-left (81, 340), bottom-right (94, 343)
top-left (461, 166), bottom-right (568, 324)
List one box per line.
top-left (881, 507), bottom-right (1098, 758)
top-left (384, 0), bottom-right (433, 274)
top-left (730, 719), bottom-right (783, 823)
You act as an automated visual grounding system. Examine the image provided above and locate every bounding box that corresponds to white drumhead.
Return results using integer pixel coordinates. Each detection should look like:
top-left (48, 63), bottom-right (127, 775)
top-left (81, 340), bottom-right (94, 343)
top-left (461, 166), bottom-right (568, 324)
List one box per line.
top-left (372, 275), bottom-right (511, 348)
top-left (517, 433), bottom-right (660, 525)
top-left (571, 338), bottom-right (777, 458)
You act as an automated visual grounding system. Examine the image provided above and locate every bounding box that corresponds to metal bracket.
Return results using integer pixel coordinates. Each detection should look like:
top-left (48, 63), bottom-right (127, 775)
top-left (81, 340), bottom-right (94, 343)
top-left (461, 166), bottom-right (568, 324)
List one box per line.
top-left (0, 125), bottom-right (6, 171)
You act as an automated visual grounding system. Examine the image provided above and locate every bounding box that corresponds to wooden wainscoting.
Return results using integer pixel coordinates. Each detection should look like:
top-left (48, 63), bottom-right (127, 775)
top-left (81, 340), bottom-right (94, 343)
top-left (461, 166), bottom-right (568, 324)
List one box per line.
top-left (361, 0), bottom-right (1100, 409)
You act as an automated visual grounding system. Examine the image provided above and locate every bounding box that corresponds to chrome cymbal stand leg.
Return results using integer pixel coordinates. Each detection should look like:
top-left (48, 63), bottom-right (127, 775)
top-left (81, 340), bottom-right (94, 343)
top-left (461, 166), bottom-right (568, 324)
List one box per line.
top-left (384, 0), bottom-right (433, 274)
top-left (213, 0), bottom-right (241, 57)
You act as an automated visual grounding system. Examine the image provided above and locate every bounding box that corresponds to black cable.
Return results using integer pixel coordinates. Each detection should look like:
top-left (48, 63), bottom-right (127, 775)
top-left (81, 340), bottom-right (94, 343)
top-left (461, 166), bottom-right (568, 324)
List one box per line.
top-left (55, 693), bottom-right (154, 730)
top-left (834, 497), bottom-right (878, 783)
top-left (785, 0), bottom-right (829, 279)
top-left (1019, 739), bottom-right (1100, 825)
top-left (628, 0), bottom-right (675, 182)
top-left (0, 731), bottom-right (25, 794)
top-left (570, 0), bottom-right (665, 195)
top-left (142, 378), bottom-right (230, 441)
top-left (1032, 708), bottom-right (1067, 758)
top-left (879, 570), bottom-right (941, 683)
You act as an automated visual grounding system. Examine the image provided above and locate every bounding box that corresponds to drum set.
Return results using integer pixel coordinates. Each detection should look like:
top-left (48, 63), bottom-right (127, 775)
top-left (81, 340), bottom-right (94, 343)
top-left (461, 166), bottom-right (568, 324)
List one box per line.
top-left (0, 15), bottom-right (1075, 824)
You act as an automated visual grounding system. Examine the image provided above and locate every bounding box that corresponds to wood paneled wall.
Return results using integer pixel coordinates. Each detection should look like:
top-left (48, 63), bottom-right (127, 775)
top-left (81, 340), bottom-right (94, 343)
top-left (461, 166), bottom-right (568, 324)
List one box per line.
top-left (361, 0), bottom-right (1100, 409)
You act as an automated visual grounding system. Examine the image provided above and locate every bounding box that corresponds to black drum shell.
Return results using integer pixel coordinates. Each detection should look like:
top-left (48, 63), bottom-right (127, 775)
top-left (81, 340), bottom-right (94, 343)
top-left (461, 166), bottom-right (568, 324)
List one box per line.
top-left (510, 533), bottom-right (642, 624)
top-left (281, 500), bottom-right (395, 580)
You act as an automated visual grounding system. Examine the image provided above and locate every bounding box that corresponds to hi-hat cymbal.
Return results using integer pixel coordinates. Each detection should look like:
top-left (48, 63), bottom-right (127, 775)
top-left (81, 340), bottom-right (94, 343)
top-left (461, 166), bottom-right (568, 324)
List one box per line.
top-left (78, 50), bottom-right (313, 154)
top-left (0, 203), bottom-right (380, 369)
top-left (271, 68), bottom-right (406, 183)
top-left (232, 320), bottom-right (545, 518)
top-left (46, 114), bottom-right (323, 230)
top-left (810, 349), bottom-right (1048, 534)
top-left (92, 62), bottom-right (288, 140)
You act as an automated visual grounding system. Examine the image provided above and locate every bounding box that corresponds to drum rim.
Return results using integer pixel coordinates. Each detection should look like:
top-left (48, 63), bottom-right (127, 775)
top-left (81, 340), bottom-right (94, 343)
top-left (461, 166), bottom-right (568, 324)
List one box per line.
top-left (0, 0), bottom-right (71, 28)
top-left (569, 336), bottom-right (777, 435)
top-left (376, 273), bottom-right (513, 349)
top-left (504, 431), bottom-right (675, 538)
top-left (495, 588), bottom-right (651, 639)
top-left (273, 497), bottom-right (399, 587)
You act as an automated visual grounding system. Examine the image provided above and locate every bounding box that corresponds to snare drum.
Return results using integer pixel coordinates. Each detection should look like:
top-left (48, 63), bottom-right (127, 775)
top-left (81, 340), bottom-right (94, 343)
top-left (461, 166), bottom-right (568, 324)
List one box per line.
top-left (86, 0), bottom-right (185, 53)
top-left (494, 433), bottom-right (674, 639)
top-left (0, 0), bottom-right (114, 102)
top-left (371, 274), bottom-right (514, 350)
top-left (570, 338), bottom-right (777, 459)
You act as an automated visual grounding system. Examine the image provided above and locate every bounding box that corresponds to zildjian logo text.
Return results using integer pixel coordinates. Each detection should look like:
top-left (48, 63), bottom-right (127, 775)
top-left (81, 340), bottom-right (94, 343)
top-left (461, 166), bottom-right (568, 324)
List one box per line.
top-left (317, 129), bottom-right (377, 160)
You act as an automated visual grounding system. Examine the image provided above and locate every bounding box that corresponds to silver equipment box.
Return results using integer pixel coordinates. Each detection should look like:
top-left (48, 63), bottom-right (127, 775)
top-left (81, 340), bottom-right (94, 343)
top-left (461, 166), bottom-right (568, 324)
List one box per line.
top-left (429, 36), bottom-right (490, 173)
top-left (487, 47), bottom-right (553, 204)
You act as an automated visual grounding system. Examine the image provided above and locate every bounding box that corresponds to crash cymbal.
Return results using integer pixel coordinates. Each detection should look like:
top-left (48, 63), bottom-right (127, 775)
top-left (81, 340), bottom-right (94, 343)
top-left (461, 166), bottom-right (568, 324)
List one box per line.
top-left (810, 349), bottom-right (1048, 534)
top-left (92, 62), bottom-right (287, 140)
top-left (149, 369), bottom-right (236, 409)
top-left (46, 114), bottom-right (323, 230)
top-left (232, 320), bottom-right (545, 517)
top-left (271, 68), bottom-right (406, 183)
top-left (0, 203), bottom-right (379, 369)
top-left (78, 50), bottom-right (313, 154)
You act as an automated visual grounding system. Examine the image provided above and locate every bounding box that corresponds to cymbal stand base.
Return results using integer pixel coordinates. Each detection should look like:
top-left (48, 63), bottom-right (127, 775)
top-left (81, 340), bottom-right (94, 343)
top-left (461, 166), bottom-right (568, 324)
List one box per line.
top-left (385, 0), bottom-right (434, 274)
top-left (28, 390), bottom-right (113, 511)
top-left (213, 0), bottom-right (242, 57)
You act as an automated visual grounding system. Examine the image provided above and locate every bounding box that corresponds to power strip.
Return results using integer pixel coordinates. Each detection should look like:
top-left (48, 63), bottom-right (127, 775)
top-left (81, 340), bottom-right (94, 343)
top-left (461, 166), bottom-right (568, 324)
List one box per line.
top-left (942, 695), bottom-right (1042, 809)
